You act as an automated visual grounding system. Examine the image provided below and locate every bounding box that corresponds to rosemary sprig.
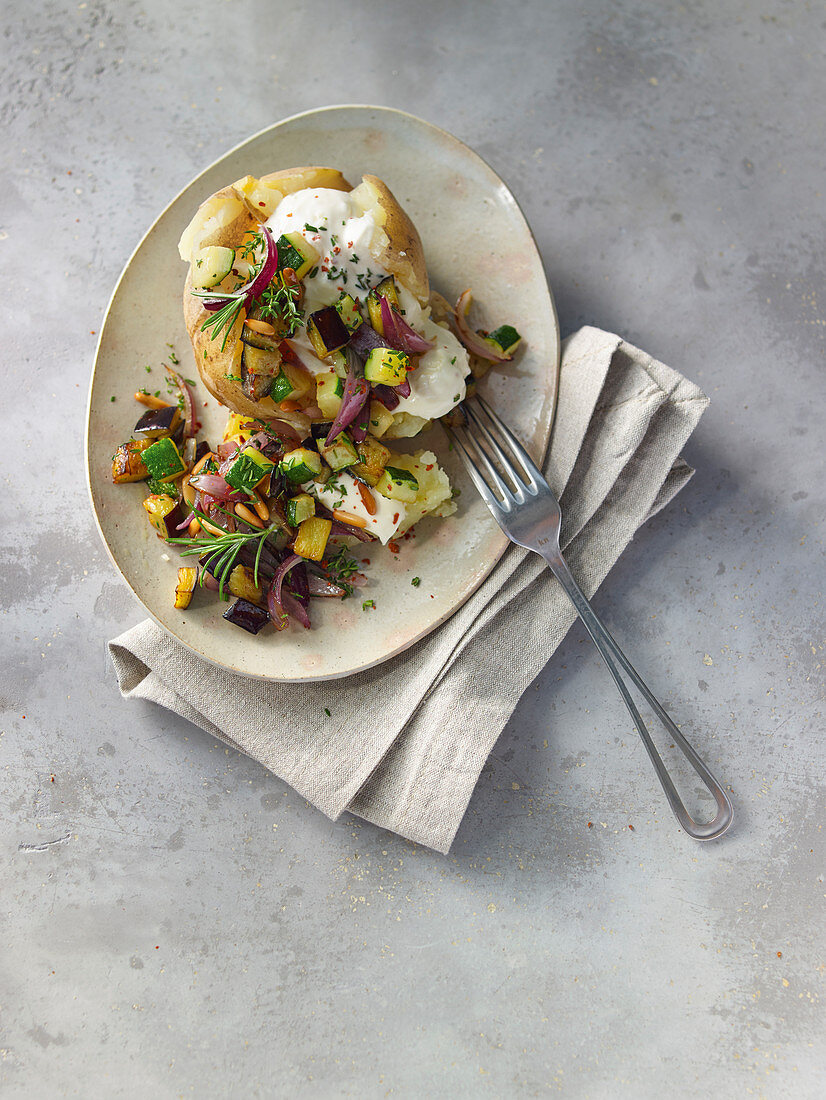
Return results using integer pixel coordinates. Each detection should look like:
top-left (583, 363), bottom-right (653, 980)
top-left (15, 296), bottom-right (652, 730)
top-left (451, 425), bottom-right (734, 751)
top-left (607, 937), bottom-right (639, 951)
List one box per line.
top-left (195, 296), bottom-right (246, 352)
top-left (168, 512), bottom-right (278, 599)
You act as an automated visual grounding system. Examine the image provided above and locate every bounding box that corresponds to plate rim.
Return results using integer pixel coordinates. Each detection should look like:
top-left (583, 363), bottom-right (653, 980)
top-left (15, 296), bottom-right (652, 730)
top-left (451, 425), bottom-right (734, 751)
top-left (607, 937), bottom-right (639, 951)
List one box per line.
top-left (86, 104), bottom-right (560, 682)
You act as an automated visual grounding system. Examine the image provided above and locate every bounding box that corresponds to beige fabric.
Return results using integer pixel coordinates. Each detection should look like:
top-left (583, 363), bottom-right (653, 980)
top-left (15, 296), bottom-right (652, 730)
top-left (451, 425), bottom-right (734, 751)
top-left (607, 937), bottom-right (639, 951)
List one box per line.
top-left (109, 327), bottom-right (709, 852)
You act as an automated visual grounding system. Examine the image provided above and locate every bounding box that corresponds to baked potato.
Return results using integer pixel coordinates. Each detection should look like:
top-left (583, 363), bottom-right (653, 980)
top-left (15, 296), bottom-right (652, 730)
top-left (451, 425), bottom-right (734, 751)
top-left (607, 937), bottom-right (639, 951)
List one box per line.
top-left (178, 167), bottom-right (469, 439)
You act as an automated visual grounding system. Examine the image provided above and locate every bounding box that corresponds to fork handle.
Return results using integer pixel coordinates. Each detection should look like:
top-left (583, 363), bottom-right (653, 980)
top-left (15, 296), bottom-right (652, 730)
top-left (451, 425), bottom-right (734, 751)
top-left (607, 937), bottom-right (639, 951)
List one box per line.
top-left (542, 550), bottom-right (733, 841)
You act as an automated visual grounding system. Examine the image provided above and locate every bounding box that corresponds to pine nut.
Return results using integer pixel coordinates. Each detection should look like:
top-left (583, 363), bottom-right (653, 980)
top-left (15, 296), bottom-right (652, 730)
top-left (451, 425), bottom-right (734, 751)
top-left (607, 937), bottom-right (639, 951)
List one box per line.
top-left (333, 510), bottom-right (368, 529)
top-left (188, 517), bottom-right (201, 537)
top-left (356, 483), bottom-right (377, 516)
top-left (235, 503), bottom-right (263, 528)
top-left (135, 392), bottom-right (171, 409)
top-left (253, 496), bottom-right (269, 521)
top-left (244, 318), bottom-right (277, 336)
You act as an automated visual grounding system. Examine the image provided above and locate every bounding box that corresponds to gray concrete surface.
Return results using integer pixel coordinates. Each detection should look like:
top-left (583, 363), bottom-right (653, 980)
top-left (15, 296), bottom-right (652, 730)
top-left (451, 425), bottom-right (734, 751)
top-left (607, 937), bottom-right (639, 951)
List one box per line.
top-left (2, 1), bottom-right (823, 1096)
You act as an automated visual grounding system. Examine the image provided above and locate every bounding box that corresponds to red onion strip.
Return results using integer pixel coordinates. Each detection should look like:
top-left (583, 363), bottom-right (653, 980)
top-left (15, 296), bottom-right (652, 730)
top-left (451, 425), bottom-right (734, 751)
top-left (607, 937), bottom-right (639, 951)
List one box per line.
top-left (189, 473), bottom-right (246, 502)
top-left (453, 290), bottom-right (510, 363)
top-left (380, 295), bottom-right (433, 354)
top-left (200, 228), bottom-right (278, 310)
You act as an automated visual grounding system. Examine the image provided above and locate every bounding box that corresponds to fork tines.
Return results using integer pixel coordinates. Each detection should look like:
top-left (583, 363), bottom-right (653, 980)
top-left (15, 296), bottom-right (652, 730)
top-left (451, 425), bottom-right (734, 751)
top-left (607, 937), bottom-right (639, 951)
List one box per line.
top-left (447, 395), bottom-right (542, 508)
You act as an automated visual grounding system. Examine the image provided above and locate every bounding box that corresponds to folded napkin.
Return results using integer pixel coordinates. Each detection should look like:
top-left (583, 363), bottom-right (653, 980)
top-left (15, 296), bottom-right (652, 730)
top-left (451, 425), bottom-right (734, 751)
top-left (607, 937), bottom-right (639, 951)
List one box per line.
top-left (109, 327), bottom-right (708, 852)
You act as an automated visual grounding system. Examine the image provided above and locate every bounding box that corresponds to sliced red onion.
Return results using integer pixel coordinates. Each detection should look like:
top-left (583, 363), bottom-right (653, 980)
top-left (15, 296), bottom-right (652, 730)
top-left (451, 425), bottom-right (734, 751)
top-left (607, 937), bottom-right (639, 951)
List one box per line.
top-left (166, 368), bottom-right (197, 437)
top-left (202, 572), bottom-right (220, 592)
top-left (380, 296), bottom-right (434, 355)
top-left (349, 322), bottom-right (390, 357)
top-left (371, 384), bottom-right (400, 410)
top-left (349, 393), bottom-right (370, 443)
top-left (216, 439), bottom-right (240, 459)
top-left (271, 553), bottom-right (302, 609)
top-left (325, 350), bottom-right (370, 446)
top-left (289, 561), bottom-right (309, 605)
top-left (266, 578), bottom-right (290, 631)
top-left (189, 473), bottom-right (245, 502)
top-left (281, 589), bottom-right (311, 629)
top-left (307, 573), bottom-right (347, 598)
top-left (453, 290), bottom-right (510, 362)
top-left (394, 378), bottom-right (412, 399)
top-left (174, 510), bottom-right (193, 532)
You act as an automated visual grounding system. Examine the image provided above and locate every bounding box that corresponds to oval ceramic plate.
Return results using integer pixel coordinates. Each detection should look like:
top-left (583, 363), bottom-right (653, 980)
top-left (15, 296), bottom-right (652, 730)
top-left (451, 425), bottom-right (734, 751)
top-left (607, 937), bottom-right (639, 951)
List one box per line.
top-left (87, 105), bottom-right (559, 681)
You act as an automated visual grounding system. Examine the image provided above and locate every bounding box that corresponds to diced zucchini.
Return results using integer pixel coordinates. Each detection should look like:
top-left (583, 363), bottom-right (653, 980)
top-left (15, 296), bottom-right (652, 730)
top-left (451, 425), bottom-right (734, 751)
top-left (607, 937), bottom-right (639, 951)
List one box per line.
top-left (228, 564), bottom-right (263, 604)
top-left (133, 405), bottom-right (181, 441)
top-left (482, 324), bottom-right (522, 357)
top-left (174, 567), bottom-right (198, 609)
top-left (328, 350), bottom-right (349, 379)
top-left (143, 494), bottom-right (184, 538)
top-left (270, 368), bottom-right (296, 403)
top-left (225, 447), bottom-right (275, 492)
top-left (293, 517), bottom-right (333, 562)
top-left (275, 232), bottom-right (319, 280)
top-left (367, 399), bottom-right (396, 439)
top-left (367, 277), bottom-right (399, 333)
top-left (335, 293), bottom-right (363, 333)
top-left (111, 439), bottom-right (153, 483)
top-left (147, 478), bottom-right (180, 498)
top-left (364, 347), bottom-right (410, 385)
top-left (375, 464), bottom-right (420, 503)
top-left (319, 433), bottom-right (358, 471)
top-left (316, 372), bottom-right (344, 419)
top-left (279, 447), bottom-right (323, 484)
top-left (142, 437), bottom-right (186, 482)
top-left (307, 306), bottom-right (350, 359)
top-left (286, 493), bottom-right (316, 527)
top-left (191, 245), bottom-right (235, 290)
top-left (349, 433), bottom-right (390, 487)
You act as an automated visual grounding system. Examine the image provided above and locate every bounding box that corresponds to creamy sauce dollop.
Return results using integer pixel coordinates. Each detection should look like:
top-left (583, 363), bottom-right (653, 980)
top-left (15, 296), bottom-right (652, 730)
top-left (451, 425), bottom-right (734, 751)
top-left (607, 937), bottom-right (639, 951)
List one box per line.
top-left (266, 188), bottom-right (467, 421)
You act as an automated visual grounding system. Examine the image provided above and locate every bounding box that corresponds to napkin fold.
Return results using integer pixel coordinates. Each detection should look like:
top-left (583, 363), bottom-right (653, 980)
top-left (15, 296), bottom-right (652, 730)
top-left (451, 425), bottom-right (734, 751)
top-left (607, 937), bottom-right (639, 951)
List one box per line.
top-left (109, 327), bottom-right (709, 852)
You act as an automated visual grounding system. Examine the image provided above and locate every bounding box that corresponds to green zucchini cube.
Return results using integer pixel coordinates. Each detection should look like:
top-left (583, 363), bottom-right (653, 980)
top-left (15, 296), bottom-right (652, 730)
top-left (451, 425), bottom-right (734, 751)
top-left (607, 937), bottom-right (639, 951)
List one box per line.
top-left (319, 433), bottom-right (358, 471)
top-left (279, 446), bottom-right (323, 485)
top-left (286, 493), bottom-right (316, 527)
top-left (316, 372), bottom-right (345, 419)
top-left (364, 347), bottom-right (410, 385)
top-left (375, 464), bottom-right (420, 503)
top-left (275, 232), bottom-right (320, 280)
top-left (225, 448), bottom-right (275, 492)
top-left (142, 437), bottom-right (186, 483)
top-left (270, 368), bottom-right (297, 403)
top-left (334, 293), bottom-right (363, 333)
top-left (483, 324), bottom-right (522, 357)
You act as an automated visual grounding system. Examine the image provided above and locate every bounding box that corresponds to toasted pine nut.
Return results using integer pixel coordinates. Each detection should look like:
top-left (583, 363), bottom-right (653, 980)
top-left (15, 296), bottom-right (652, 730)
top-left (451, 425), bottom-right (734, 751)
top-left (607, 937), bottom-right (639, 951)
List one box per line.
top-left (356, 482), bottom-right (377, 516)
top-left (333, 510), bottom-right (368, 529)
top-left (188, 517), bottom-right (201, 537)
top-left (235, 503), bottom-right (264, 528)
top-left (256, 471), bottom-right (272, 496)
top-left (190, 452), bottom-right (213, 477)
top-left (279, 399), bottom-right (300, 412)
top-left (244, 318), bottom-right (277, 336)
top-left (253, 496), bottom-right (269, 521)
top-left (200, 516), bottom-right (226, 537)
top-left (135, 392), bottom-right (172, 409)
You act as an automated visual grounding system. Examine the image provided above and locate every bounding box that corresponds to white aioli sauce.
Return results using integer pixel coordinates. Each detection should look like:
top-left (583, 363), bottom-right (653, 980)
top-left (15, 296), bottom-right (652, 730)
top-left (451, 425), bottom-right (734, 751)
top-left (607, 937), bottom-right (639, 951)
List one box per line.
top-left (265, 188), bottom-right (467, 421)
top-left (305, 471), bottom-right (407, 545)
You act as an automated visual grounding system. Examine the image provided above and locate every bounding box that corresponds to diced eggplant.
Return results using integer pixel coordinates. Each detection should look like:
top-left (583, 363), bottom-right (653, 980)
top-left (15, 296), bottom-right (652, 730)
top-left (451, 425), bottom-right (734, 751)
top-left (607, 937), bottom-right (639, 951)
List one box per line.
top-left (133, 405), bottom-right (182, 441)
top-left (241, 305), bottom-right (284, 351)
top-left (111, 439), bottom-right (153, 483)
top-left (241, 343), bottom-right (281, 401)
top-left (307, 306), bottom-right (350, 359)
top-left (143, 494), bottom-right (186, 538)
top-left (222, 598), bottom-right (270, 634)
top-left (174, 567), bottom-right (198, 609)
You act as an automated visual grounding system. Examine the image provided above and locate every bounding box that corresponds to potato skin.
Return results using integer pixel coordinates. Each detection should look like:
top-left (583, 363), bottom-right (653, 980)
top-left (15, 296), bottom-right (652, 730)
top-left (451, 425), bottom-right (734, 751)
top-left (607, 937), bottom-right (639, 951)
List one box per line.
top-left (179, 166), bottom-right (430, 422)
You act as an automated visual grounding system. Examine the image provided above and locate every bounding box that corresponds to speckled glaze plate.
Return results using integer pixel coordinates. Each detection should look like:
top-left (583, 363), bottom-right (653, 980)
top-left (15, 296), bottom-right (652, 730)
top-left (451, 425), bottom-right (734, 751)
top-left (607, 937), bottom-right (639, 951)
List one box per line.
top-left (86, 105), bottom-right (559, 681)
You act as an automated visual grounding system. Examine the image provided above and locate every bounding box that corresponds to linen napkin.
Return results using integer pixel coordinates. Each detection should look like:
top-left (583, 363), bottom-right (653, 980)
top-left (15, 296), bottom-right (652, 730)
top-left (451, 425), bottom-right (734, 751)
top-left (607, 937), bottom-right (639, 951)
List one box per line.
top-left (109, 327), bottom-right (708, 853)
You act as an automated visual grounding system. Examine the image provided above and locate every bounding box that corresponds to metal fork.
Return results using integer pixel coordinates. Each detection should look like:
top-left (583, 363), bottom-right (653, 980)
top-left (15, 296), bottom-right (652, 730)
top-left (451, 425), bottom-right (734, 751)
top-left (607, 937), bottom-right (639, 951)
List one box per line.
top-left (446, 395), bottom-right (733, 841)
